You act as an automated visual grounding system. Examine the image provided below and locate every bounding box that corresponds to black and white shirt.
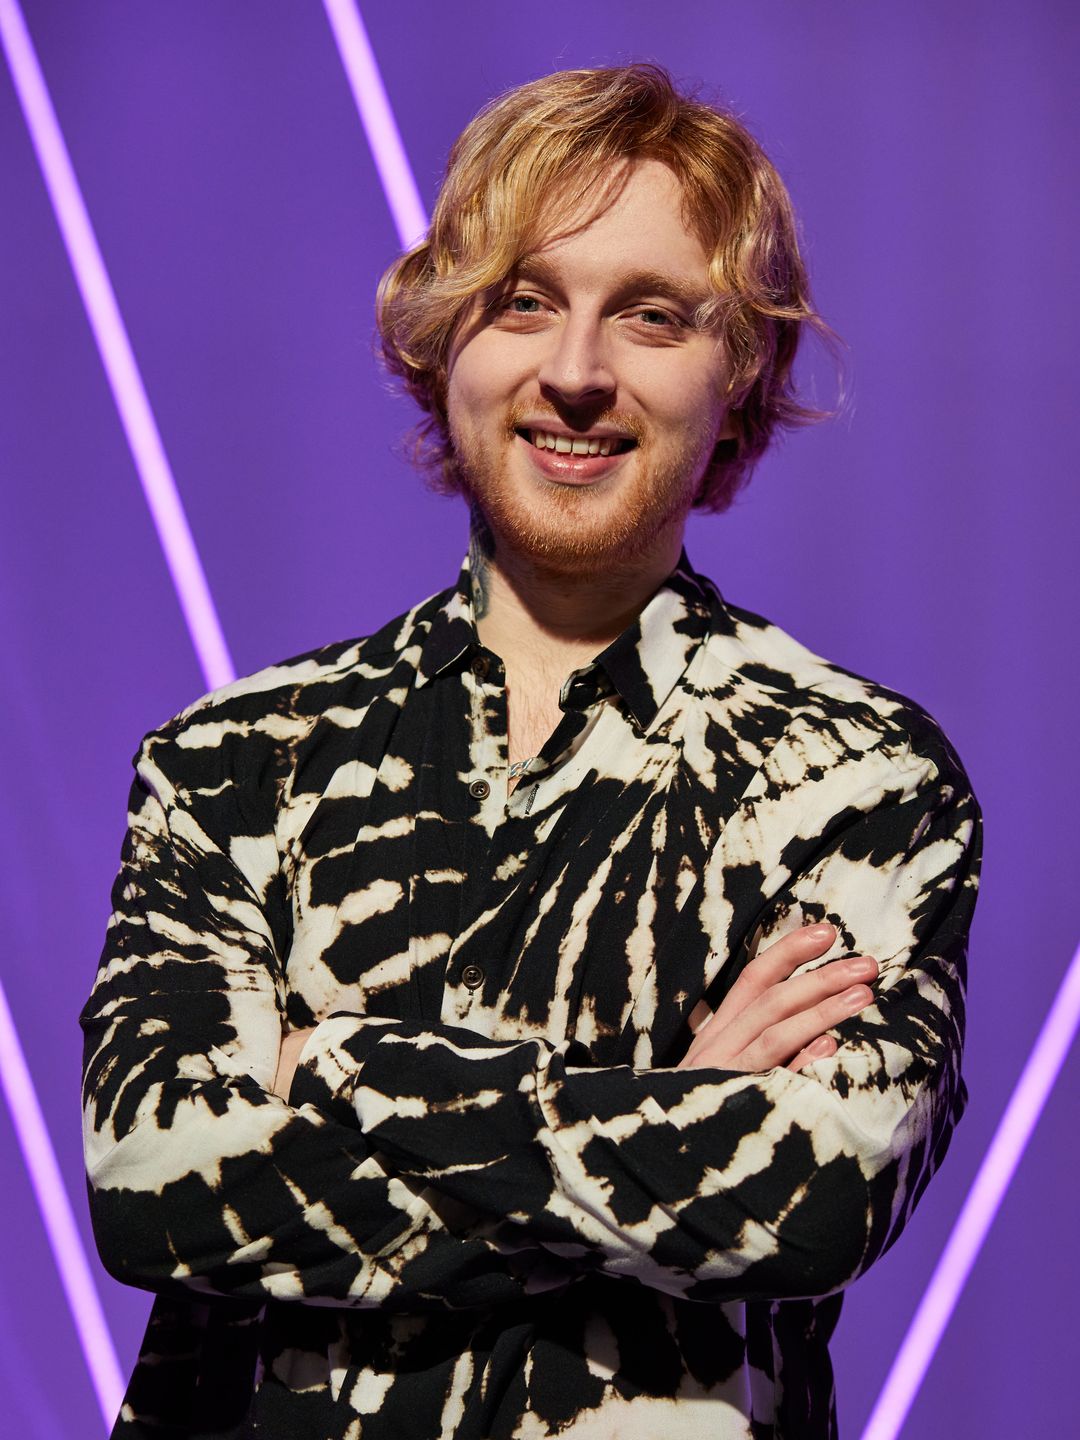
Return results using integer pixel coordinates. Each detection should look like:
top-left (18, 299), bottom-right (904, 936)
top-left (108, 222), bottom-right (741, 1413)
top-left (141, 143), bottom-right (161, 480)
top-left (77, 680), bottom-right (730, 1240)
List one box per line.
top-left (81, 549), bottom-right (981, 1438)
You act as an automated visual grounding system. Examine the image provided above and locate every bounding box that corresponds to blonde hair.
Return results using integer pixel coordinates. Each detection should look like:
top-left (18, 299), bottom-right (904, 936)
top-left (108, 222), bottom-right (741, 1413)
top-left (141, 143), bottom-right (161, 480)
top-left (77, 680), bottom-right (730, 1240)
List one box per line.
top-left (376, 63), bottom-right (835, 512)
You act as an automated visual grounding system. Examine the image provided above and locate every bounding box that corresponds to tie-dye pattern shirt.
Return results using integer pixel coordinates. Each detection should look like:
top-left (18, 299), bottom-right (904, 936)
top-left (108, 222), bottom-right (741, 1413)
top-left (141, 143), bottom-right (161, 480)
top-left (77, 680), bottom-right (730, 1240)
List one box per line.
top-left (81, 549), bottom-right (981, 1438)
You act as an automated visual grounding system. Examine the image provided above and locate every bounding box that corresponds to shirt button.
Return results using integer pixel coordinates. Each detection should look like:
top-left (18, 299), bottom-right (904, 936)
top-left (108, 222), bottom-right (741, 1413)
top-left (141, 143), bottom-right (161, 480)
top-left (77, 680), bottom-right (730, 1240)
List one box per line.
top-left (469, 779), bottom-right (490, 800)
top-left (461, 963), bottom-right (485, 990)
top-left (470, 656), bottom-right (489, 679)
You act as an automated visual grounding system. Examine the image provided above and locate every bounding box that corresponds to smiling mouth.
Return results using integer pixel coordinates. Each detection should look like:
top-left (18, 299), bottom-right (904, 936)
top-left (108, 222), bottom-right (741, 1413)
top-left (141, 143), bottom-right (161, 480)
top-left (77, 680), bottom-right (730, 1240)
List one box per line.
top-left (515, 427), bottom-right (637, 458)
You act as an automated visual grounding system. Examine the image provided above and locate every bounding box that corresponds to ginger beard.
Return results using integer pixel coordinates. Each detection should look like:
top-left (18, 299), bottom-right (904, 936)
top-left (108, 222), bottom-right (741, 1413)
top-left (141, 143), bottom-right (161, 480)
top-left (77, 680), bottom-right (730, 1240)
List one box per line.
top-left (448, 402), bottom-right (724, 575)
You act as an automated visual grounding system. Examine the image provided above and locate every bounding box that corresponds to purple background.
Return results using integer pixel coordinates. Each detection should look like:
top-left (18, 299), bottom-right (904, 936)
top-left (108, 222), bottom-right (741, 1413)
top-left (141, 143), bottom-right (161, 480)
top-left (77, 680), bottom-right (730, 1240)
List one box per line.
top-left (2, 3), bottom-right (1078, 1435)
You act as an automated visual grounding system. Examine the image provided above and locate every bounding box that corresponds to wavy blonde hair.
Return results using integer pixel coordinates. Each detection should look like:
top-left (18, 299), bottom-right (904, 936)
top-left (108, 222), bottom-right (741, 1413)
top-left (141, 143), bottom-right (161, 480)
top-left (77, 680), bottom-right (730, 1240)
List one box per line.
top-left (376, 63), bottom-right (835, 512)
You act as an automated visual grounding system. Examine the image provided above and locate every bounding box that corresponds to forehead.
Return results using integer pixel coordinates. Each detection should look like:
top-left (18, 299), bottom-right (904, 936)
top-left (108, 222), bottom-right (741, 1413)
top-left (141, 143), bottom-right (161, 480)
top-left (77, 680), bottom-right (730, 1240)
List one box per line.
top-left (519, 158), bottom-right (711, 289)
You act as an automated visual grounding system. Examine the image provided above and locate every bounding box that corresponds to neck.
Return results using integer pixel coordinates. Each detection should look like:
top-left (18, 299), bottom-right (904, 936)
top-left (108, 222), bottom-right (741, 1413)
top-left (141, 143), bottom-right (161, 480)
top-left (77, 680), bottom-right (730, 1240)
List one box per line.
top-left (468, 507), bottom-right (684, 672)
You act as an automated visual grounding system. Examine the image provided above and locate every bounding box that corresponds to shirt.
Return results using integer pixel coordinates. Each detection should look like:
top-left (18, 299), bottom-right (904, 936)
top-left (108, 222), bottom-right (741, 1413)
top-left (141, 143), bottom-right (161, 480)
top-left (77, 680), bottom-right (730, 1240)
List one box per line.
top-left (80, 548), bottom-right (981, 1439)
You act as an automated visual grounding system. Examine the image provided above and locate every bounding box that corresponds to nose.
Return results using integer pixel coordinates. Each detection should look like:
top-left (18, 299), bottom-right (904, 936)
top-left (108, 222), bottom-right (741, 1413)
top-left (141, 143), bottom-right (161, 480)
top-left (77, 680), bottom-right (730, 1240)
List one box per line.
top-left (536, 314), bottom-right (615, 407)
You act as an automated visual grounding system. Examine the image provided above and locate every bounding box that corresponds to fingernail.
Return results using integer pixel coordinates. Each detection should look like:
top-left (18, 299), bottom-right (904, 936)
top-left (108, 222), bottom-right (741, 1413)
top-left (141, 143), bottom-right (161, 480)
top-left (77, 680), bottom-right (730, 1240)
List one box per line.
top-left (842, 985), bottom-right (873, 1010)
top-left (808, 923), bottom-right (835, 939)
top-left (843, 956), bottom-right (877, 979)
top-left (808, 1035), bottom-right (834, 1057)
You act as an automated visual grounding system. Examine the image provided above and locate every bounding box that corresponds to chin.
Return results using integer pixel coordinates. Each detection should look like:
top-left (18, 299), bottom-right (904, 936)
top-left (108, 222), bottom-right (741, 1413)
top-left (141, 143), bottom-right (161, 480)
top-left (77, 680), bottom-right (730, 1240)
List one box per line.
top-left (461, 440), bottom-right (700, 574)
top-left (466, 480), bottom-right (680, 575)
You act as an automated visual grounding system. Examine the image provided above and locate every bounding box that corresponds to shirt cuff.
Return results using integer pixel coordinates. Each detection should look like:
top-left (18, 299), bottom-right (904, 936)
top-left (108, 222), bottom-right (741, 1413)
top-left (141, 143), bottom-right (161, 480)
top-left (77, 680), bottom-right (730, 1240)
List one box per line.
top-left (287, 1013), bottom-right (398, 1124)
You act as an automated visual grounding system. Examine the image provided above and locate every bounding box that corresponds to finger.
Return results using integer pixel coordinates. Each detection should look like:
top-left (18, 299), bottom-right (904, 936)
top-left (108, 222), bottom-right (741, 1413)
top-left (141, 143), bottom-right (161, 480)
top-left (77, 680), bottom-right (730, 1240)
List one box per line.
top-left (787, 1034), bottom-right (837, 1072)
top-left (740, 983), bottom-right (875, 1071)
top-left (709, 953), bottom-right (877, 1062)
top-left (687, 999), bottom-right (712, 1035)
top-left (710, 923), bottom-right (838, 1030)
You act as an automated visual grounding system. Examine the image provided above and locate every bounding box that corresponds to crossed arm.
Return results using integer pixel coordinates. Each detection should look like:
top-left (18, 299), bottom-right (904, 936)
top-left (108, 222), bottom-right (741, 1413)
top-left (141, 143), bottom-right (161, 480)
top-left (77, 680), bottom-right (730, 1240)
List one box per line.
top-left (273, 922), bottom-right (878, 1097)
top-left (81, 733), bottom-right (979, 1310)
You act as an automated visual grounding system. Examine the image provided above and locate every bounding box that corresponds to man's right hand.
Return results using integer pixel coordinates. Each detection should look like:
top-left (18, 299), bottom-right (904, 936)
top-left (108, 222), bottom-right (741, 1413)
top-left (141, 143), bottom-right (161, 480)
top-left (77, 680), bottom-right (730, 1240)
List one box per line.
top-left (677, 923), bottom-right (877, 1074)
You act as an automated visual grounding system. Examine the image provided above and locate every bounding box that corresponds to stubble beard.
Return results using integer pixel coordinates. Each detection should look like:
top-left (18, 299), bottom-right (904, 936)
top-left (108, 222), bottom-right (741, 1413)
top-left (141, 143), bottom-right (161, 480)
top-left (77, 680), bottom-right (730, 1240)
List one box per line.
top-left (450, 411), bottom-right (718, 577)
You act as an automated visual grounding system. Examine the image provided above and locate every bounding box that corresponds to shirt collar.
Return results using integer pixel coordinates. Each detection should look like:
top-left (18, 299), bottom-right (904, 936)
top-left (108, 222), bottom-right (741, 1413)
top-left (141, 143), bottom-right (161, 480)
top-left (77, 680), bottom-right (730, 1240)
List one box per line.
top-left (414, 570), bottom-right (477, 687)
top-left (415, 547), bottom-right (727, 731)
top-left (591, 549), bottom-right (724, 730)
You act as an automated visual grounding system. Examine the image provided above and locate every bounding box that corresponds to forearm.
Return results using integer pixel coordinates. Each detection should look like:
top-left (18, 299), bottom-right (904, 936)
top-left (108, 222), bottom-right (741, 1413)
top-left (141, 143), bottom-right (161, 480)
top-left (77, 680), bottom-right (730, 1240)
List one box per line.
top-left (300, 1009), bottom-right (953, 1304)
top-left (82, 756), bottom-right (574, 1312)
top-left (296, 760), bottom-right (978, 1304)
top-left (83, 1015), bottom-right (574, 1311)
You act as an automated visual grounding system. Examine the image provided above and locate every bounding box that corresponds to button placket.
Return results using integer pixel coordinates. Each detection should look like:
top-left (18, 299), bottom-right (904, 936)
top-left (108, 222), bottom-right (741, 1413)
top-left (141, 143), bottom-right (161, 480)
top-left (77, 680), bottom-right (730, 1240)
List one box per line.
top-left (465, 649), bottom-right (504, 821)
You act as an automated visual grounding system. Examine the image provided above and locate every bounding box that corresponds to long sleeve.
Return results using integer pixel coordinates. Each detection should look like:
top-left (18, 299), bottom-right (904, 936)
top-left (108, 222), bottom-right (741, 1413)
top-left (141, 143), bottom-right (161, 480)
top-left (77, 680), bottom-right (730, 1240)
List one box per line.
top-left (80, 739), bottom-right (572, 1312)
top-left (292, 739), bottom-right (980, 1304)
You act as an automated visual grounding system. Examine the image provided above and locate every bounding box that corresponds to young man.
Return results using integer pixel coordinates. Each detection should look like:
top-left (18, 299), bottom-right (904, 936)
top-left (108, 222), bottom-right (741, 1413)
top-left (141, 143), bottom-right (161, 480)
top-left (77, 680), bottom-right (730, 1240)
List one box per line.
top-left (82, 65), bottom-right (980, 1439)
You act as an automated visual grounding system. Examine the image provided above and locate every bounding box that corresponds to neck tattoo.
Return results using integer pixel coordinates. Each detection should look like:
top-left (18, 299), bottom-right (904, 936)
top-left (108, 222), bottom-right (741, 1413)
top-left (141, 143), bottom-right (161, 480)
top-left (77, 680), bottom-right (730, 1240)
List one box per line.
top-left (468, 504), bottom-right (495, 621)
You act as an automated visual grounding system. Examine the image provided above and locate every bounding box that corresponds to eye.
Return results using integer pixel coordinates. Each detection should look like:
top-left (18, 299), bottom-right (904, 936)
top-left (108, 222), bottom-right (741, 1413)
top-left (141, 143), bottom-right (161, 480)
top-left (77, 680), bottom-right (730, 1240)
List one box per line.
top-left (633, 306), bottom-right (681, 328)
top-left (501, 293), bottom-right (544, 314)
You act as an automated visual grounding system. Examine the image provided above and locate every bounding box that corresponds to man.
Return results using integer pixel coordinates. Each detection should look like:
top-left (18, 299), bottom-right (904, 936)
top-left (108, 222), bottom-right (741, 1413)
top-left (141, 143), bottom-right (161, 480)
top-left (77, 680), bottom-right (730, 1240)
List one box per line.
top-left (81, 64), bottom-right (980, 1439)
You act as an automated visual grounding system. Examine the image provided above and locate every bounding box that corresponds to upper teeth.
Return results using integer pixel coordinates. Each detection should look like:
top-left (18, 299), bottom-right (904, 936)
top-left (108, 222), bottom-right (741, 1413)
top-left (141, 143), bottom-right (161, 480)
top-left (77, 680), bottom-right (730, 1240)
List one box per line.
top-left (530, 429), bottom-right (618, 456)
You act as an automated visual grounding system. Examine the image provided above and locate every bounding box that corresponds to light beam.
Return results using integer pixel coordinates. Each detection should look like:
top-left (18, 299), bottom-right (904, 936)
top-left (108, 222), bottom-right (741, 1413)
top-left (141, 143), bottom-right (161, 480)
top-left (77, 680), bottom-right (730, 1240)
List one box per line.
top-left (860, 937), bottom-right (1080, 1440)
top-left (0, 0), bottom-right (234, 693)
top-left (322, 0), bottom-right (429, 250)
top-left (0, 977), bottom-right (125, 1426)
top-left (0, 0), bottom-right (238, 1426)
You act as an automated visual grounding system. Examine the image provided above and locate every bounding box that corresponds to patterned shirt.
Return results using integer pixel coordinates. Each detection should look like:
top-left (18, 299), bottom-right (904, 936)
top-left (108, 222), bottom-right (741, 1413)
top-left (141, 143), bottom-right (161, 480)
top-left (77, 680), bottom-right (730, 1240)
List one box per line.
top-left (81, 548), bottom-right (981, 1439)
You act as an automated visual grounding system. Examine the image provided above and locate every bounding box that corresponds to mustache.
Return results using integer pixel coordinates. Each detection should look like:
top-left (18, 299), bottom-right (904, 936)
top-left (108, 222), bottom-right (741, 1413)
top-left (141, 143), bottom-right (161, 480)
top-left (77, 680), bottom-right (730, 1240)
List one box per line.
top-left (504, 403), bottom-right (647, 445)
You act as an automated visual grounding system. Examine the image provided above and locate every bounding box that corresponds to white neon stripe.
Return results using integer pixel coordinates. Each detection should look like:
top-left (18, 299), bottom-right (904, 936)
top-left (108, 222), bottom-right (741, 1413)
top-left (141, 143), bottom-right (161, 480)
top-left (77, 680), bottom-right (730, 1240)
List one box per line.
top-left (861, 937), bottom-right (1080, 1440)
top-left (0, 0), bottom-right (234, 692)
top-left (322, 0), bottom-right (429, 250)
top-left (1, 0), bottom-right (238, 1427)
top-left (0, 977), bottom-right (126, 1427)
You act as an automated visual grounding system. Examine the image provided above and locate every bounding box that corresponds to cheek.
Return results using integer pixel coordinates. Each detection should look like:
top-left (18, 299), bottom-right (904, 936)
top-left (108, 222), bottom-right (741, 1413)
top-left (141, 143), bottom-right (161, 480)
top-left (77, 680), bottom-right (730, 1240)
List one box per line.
top-left (625, 347), bottom-right (727, 434)
top-left (444, 364), bottom-right (487, 451)
top-left (445, 331), bottom-right (491, 414)
top-left (646, 374), bottom-right (727, 446)
top-left (447, 333), bottom-right (525, 413)
top-left (444, 357), bottom-right (475, 422)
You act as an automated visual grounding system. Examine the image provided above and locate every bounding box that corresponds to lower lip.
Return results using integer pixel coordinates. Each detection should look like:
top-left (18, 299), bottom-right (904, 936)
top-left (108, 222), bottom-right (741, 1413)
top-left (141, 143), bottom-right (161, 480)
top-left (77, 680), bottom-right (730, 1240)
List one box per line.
top-left (517, 433), bottom-right (632, 485)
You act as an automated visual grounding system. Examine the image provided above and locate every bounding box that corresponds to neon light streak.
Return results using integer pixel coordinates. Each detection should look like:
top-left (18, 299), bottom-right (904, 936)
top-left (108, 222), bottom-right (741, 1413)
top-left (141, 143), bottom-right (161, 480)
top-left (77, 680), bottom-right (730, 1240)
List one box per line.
top-left (1, 0), bottom-right (237, 1427)
top-left (0, 0), bottom-right (234, 693)
top-left (860, 937), bottom-right (1080, 1440)
top-left (0, 977), bottom-right (126, 1426)
top-left (322, 0), bottom-right (429, 249)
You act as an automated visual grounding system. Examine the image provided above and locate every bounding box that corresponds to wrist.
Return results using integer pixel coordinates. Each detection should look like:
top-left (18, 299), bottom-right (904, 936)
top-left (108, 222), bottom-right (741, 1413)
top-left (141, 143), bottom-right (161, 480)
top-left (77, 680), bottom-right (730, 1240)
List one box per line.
top-left (272, 1027), bottom-right (313, 1100)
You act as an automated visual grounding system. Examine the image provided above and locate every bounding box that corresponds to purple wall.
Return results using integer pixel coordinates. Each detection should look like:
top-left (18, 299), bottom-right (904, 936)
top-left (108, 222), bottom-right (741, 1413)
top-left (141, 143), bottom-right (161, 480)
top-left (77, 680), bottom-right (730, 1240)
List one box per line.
top-left (2, 3), bottom-right (1077, 1435)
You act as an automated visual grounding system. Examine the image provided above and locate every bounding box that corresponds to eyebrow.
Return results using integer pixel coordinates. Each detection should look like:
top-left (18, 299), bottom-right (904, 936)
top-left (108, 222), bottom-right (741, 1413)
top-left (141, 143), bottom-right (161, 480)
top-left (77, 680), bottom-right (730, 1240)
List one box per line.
top-left (512, 255), bottom-right (713, 313)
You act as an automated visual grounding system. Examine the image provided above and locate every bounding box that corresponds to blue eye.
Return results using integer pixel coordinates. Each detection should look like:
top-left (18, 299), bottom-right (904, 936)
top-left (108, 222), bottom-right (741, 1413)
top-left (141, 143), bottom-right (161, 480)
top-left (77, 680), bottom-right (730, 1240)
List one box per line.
top-left (506, 295), bottom-right (541, 313)
top-left (637, 308), bottom-right (676, 327)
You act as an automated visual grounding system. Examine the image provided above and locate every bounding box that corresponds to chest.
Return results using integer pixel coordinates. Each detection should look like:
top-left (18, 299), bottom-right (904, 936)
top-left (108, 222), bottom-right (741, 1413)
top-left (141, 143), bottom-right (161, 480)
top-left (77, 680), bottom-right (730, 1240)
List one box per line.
top-left (279, 668), bottom-right (759, 1064)
top-left (504, 669), bottom-right (568, 768)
